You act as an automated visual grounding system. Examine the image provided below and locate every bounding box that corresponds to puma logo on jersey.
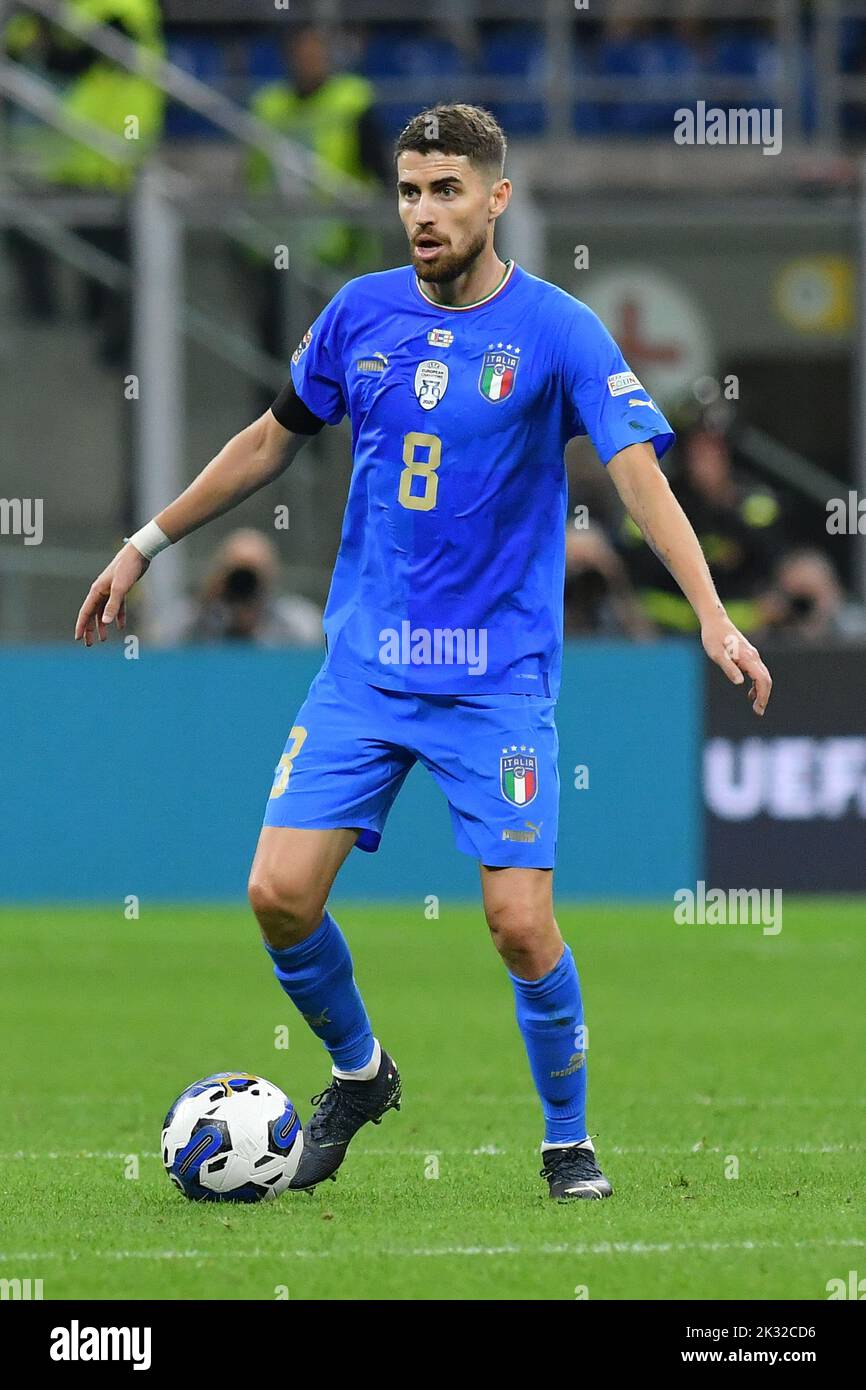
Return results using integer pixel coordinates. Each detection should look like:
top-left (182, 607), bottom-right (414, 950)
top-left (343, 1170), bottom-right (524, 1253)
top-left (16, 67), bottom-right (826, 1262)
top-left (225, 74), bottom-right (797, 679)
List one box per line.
top-left (357, 352), bottom-right (389, 374)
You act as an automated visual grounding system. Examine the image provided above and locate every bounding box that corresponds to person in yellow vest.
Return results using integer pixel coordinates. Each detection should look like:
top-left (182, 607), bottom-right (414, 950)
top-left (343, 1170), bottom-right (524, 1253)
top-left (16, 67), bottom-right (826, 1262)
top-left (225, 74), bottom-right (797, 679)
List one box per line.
top-left (619, 423), bottom-right (786, 635)
top-left (6, 0), bottom-right (165, 188)
top-left (245, 25), bottom-right (386, 395)
top-left (4, 0), bottom-right (164, 360)
top-left (248, 25), bottom-right (386, 268)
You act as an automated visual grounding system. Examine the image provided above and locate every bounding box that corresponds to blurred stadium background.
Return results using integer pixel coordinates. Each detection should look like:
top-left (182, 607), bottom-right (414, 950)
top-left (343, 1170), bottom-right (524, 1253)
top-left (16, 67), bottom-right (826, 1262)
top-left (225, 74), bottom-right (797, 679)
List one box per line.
top-left (2, 0), bottom-right (865, 1307)
top-left (1, 0), bottom-right (865, 901)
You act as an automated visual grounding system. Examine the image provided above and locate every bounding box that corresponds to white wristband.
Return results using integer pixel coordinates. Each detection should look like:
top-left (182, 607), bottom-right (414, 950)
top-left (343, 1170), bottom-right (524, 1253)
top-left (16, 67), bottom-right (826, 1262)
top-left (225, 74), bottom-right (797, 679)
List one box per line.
top-left (125, 520), bottom-right (171, 560)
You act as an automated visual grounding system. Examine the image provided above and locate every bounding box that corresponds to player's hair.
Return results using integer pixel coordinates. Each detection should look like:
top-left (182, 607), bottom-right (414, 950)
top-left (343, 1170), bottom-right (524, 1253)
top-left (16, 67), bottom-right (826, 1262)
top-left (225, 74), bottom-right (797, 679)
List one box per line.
top-left (394, 104), bottom-right (507, 177)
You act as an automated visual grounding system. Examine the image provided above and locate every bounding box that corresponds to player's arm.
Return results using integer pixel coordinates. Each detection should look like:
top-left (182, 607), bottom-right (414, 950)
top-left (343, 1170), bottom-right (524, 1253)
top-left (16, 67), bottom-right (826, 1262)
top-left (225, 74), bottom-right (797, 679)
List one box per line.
top-left (607, 441), bottom-right (773, 715)
top-left (74, 407), bottom-right (312, 646)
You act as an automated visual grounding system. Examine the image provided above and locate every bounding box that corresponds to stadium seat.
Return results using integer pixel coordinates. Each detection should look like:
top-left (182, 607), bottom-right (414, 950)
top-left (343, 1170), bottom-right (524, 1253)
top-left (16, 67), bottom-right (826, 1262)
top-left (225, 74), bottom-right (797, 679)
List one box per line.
top-left (165, 35), bottom-right (228, 139)
top-left (246, 35), bottom-right (285, 85)
top-left (572, 32), bottom-right (604, 136)
top-left (705, 27), bottom-right (782, 111)
top-left (479, 24), bottom-right (546, 136)
top-left (595, 30), bottom-right (703, 136)
top-left (837, 17), bottom-right (866, 132)
top-left (360, 26), bottom-right (470, 138)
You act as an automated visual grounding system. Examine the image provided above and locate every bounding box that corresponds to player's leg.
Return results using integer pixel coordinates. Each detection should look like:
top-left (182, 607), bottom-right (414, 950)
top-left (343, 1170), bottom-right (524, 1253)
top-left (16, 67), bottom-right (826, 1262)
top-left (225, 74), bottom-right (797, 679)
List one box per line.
top-left (480, 864), bottom-right (588, 1141)
top-left (249, 669), bottom-right (411, 1188)
top-left (480, 864), bottom-right (589, 1148)
top-left (479, 864), bottom-right (612, 1200)
top-left (249, 825), bottom-right (377, 1072)
top-left (417, 690), bottom-right (612, 1199)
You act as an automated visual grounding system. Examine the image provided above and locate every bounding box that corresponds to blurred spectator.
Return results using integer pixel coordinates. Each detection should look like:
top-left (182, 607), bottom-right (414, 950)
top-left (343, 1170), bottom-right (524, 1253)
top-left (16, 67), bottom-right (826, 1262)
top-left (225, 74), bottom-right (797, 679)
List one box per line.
top-left (566, 439), bottom-right (624, 535)
top-left (158, 529), bottom-right (323, 648)
top-left (565, 523), bottom-right (654, 638)
top-left (247, 24), bottom-right (388, 226)
top-left (760, 549), bottom-right (866, 643)
top-left (619, 424), bottom-right (785, 634)
top-left (244, 24), bottom-right (387, 407)
top-left (3, 0), bottom-right (165, 364)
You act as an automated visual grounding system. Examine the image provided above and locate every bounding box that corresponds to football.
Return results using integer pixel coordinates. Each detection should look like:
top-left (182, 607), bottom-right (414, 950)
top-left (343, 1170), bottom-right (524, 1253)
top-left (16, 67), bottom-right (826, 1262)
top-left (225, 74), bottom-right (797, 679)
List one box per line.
top-left (161, 1072), bottom-right (303, 1202)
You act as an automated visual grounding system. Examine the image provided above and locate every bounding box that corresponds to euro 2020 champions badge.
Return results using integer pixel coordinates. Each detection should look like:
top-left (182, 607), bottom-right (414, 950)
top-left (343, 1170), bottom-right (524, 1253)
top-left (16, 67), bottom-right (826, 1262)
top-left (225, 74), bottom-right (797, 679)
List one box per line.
top-left (414, 359), bottom-right (449, 411)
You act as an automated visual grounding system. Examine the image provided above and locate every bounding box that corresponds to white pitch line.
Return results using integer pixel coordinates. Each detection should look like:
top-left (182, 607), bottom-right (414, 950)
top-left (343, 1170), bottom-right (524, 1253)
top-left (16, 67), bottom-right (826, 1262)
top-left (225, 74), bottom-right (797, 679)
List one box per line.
top-left (1, 1237), bottom-right (864, 1263)
top-left (0, 1143), bottom-right (861, 1161)
top-left (361, 1144), bottom-right (864, 1156)
top-left (690, 1096), bottom-right (866, 1107)
top-left (432, 1095), bottom-right (866, 1108)
top-left (0, 1151), bottom-right (162, 1161)
top-left (23, 1094), bottom-right (866, 1110)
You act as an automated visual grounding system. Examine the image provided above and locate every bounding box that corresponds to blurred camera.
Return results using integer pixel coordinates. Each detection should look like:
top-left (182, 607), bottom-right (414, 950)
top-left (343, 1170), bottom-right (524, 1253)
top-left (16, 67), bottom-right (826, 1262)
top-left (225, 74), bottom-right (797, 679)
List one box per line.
top-left (221, 566), bottom-right (261, 603)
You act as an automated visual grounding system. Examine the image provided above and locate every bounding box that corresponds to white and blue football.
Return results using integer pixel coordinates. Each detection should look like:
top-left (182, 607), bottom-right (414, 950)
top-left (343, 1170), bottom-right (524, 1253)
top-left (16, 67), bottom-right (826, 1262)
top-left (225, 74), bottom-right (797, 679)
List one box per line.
top-left (161, 1072), bottom-right (303, 1202)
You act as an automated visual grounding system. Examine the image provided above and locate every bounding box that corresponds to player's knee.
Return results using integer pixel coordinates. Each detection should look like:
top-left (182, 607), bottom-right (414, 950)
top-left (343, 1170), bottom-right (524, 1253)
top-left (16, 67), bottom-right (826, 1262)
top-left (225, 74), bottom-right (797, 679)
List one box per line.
top-left (247, 868), bottom-right (327, 943)
top-left (485, 899), bottom-right (560, 974)
top-left (485, 894), bottom-right (538, 944)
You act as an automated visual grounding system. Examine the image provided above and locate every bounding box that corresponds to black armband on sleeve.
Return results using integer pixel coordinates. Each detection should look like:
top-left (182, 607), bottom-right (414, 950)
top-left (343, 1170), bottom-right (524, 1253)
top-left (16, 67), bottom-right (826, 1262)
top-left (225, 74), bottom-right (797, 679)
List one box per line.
top-left (270, 379), bottom-right (327, 435)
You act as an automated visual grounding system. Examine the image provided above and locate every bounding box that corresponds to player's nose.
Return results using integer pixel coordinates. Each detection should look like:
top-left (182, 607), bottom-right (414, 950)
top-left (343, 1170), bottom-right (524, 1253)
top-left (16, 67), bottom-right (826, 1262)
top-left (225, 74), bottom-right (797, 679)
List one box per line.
top-left (413, 197), bottom-right (438, 227)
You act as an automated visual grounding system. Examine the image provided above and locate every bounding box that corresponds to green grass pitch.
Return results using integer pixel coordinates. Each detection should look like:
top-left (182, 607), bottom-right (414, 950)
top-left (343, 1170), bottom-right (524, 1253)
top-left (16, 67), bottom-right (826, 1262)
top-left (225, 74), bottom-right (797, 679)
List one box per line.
top-left (1, 900), bottom-right (863, 1301)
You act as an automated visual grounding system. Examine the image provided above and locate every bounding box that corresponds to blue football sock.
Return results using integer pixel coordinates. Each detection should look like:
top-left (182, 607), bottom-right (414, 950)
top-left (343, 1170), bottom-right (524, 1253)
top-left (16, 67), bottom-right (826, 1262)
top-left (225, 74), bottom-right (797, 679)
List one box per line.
top-left (265, 911), bottom-right (375, 1072)
top-left (510, 944), bottom-right (588, 1147)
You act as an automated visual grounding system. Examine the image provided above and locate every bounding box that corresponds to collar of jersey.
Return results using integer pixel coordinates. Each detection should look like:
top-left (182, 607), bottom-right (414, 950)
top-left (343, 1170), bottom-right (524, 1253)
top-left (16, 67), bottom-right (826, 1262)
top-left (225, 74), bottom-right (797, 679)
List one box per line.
top-left (412, 258), bottom-right (518, 312)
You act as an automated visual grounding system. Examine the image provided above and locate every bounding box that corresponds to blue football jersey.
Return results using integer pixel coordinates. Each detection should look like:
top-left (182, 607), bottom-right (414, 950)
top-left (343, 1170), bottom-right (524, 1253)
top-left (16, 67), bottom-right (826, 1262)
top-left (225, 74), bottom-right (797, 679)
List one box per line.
top-left (290, 260), bottom-right (674, 696)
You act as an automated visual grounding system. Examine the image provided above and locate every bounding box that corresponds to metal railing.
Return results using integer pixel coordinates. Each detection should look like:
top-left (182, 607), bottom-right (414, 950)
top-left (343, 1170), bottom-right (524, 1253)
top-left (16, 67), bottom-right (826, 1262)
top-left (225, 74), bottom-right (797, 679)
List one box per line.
top-left (2, 0), bottom-right (865, 632)
top-left (0, 0), bottom-right (386, 624)
top-left (7, 0), bottom-right (374, 200)
top-left (162, 0), bottom-right (865, 148)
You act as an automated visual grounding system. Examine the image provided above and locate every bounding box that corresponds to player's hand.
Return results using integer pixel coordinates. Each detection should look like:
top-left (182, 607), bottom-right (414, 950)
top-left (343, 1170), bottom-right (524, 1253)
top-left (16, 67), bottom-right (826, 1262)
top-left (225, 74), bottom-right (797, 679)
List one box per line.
top-left (701, 613), bottom-right (772, 717)
top-left (74, 543), bottom-right (150, 647)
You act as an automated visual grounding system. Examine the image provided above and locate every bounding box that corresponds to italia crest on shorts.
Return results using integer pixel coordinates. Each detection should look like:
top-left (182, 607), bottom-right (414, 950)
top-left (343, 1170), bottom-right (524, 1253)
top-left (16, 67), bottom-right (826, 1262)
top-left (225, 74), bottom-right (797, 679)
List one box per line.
top-left (479, 345), bottom-right (520, 402)
top-left (501, 749), bottom-right (538, 806)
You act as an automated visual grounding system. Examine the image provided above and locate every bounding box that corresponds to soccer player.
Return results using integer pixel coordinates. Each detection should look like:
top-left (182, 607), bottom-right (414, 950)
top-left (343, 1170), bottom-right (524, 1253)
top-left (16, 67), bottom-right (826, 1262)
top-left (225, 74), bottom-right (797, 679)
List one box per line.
top-left (76, 105), bottom-right (772, 1201)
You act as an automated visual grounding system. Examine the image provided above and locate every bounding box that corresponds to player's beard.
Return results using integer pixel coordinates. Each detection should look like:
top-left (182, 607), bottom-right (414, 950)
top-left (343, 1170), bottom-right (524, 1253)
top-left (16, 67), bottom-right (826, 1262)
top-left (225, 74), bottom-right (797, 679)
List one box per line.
top-left (411, 229), bottom-right (488, 284)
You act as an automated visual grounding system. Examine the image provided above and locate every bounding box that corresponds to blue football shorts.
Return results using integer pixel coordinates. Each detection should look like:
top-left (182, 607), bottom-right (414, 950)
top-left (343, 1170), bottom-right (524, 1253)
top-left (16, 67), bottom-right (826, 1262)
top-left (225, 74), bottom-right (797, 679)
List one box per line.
top-left (261, 664), bottom-right (559, 868)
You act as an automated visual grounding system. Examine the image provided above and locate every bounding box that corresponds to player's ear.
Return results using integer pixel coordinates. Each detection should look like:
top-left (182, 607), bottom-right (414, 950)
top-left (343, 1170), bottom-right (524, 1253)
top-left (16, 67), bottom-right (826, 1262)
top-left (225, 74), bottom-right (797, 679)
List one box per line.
top-left (489, 178), bottom-right (511, 221)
